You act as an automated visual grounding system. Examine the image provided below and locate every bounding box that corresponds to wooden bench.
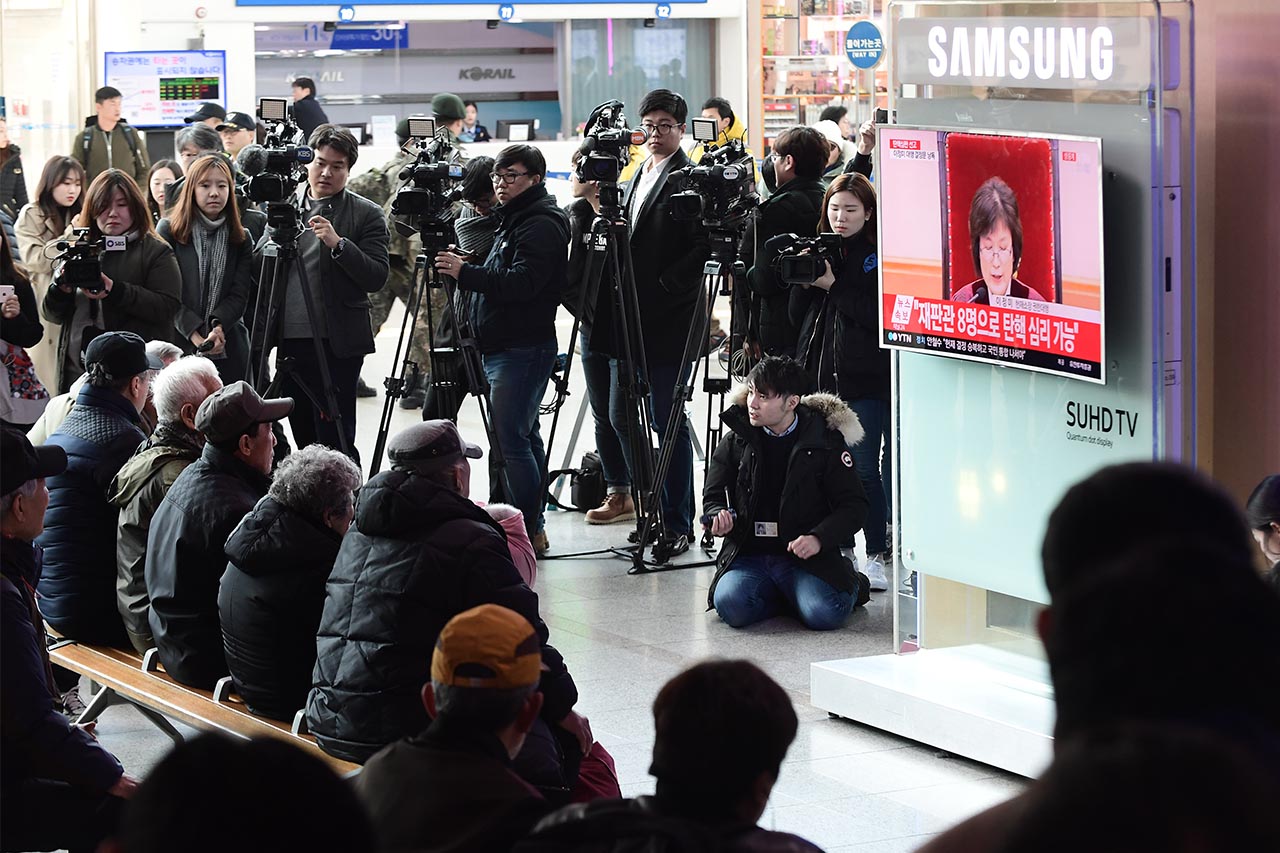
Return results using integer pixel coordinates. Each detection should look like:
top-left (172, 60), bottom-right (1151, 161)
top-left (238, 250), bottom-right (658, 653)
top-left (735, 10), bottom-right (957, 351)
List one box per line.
top-left (47, 639), bottom-right (360, 777)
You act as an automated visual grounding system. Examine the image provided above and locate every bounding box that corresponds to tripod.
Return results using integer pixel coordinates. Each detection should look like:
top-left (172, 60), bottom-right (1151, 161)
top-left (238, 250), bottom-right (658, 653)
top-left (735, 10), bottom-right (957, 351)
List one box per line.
top-left (248, 202), bottom-right (352, 458)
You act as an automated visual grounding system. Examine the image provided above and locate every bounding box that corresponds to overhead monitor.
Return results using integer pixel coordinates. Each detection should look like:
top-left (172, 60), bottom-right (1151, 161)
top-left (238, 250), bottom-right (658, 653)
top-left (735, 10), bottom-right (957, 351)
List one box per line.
top-left (878, 126), bottom-right (1105, 383)
top-left (496, 119), bottom-right (536, 142)
top-left (104, 51), bottom-right (228, 129)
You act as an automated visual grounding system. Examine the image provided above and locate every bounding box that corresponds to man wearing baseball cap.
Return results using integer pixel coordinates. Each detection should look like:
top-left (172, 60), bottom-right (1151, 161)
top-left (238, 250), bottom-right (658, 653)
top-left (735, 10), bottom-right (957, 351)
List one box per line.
top-left (37, 331), bottom-right (163, 647)
top-left (216, 111), bottom-right (257, 157)
top-left (309, 421), bottom-right (592, 799)
top-left (146, 381), bottom-right (292, 688)
top-left (1, 427), bottom-right (137, 850)
top-left (357, 605), bottom-right (552, 850)
top-left (184, 102), bottom-right (226, 128)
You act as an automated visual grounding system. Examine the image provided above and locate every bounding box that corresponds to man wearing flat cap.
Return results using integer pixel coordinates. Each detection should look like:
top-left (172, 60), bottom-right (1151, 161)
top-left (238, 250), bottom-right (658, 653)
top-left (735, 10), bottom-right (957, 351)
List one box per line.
top-left (309, 421), bottom-right (592, 802)
top-left (146, 381), bottom-right (292, 688)
top-left (37, 331), bottom-right (163, 648)
top-left (2, 427), bottom-right (138, 851)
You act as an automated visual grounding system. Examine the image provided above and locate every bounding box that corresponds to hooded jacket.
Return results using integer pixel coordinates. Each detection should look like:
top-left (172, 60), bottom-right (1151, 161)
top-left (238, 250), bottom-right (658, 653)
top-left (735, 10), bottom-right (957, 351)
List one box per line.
top-left (220, 495), bottom-right (342, 721)
top-left (703, 387), bottom-right (868, 606)
top-left (307, 468), bottom-right (577, 764)
top-left (146, 442), bottom-right (271, 688)
top-left (107, 422), bottom-right (204, 653)
top-left (70, 117), bottom-right (150, 187)
top-left (35, 383), bottom-right (146, 645)
top-left (455, 182), bottom-right (569, 354)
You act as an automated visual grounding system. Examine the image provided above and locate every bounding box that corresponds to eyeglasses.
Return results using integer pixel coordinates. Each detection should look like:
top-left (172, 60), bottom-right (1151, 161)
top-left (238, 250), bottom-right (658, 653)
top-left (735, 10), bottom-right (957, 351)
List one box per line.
top-left (979, 246), bottom-right (1014, 261)
top-left (491, 170), bottom-right (530, 185)
top-left (640, 122), bottom-right (682, 137)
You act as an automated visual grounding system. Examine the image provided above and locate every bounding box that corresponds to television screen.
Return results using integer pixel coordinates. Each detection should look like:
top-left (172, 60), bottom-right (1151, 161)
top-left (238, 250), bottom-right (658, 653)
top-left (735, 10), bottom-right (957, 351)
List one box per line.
top-left (878, 126), bottom-right (1105, 383)
top-left (104, 51), bottom-right (227, 129)
top-left (496, 119), bottom-right (536, 142)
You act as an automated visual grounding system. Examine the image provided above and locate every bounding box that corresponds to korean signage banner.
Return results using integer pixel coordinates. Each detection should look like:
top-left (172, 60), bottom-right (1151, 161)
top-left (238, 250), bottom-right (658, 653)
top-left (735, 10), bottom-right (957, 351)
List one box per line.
top-left (105, 51), bottom-right (228, 129)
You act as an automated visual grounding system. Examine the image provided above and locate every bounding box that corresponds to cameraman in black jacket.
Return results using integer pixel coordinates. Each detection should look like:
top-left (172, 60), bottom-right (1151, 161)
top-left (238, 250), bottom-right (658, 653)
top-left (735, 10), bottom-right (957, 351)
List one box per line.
top-left (433, 145), bottom-right (569, 554)
top-left (745, 126), bottom-right (829, 358)
top-left (790, 173), bottom-right (891, 591)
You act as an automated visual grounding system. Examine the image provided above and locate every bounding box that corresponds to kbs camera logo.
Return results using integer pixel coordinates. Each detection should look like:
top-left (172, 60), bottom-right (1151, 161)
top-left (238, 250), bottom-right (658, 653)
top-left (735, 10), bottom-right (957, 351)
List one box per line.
top-left (459, 66), bottom-right (517, 81)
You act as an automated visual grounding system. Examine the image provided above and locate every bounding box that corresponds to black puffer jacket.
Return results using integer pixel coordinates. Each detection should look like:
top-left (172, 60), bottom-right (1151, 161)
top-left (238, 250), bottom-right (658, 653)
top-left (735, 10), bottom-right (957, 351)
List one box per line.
top-left (703, 386), bottom-right (869, 606)
top-left (220, 495), bottom-right (343, 721)
top-left (307, 469), bottom-right (577, 764)
top-left (745, 177), bottom-right (826, 357)
top-left (0, 147), bottom-right (29, 221)
top-left (36, 384), bottom-right (145, 645)
top-left (791, 230), bottom-right (887, 401)
top-left (455, 182), bottom-right (569, 354)
top-left (146, 443), bottom-right (271, 688)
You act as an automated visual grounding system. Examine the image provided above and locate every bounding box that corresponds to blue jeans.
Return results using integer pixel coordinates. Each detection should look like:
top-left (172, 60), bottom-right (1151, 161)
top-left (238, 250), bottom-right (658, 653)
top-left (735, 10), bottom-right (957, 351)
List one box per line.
top-left (616, 359), bottom-right (694, 535)
top-left (713, 553), bottom-right (855, 631)
top-left (484, 342), bottom-right (556, 535)
top-left (849, 398), bottom-right (892, 555)
top-left (579, 330), bottom-right (631, 490)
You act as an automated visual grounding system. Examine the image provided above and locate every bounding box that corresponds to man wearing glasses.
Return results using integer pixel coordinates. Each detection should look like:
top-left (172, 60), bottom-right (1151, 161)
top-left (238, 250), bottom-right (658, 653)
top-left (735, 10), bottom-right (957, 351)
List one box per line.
top-left (588, 88), bottom-right (709, 562)
top-left (433, 145), bottom-right (569, 556)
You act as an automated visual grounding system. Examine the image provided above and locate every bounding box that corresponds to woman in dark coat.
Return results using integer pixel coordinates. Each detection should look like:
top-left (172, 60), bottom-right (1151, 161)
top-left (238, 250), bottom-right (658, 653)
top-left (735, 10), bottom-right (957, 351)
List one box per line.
top-left (219, 444), bottom-right (363, 721)
top-left (0, 117), bottom-right (29, 221)
top-left (156, 154), bottom-right (253, 384)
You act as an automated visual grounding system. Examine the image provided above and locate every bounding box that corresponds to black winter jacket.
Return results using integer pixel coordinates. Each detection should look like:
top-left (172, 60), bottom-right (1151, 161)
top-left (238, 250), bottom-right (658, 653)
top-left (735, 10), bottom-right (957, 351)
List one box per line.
top-left (1, 147), bottom-right (30, 221)
top-left (291, 95), bottom-right (330, 140)
top-left (703, 387), bottom-right (869, 605)
top-left (0, 270), bottom-right (44, 349)
top-left (220, 495), bottom-right (342, 721)
top-left (745, 178), bottom-right (826, 357)
top-left (307, 468), bottom-right (577, 764)
top-left (2, 539), bottom-right (123, 795)
top-left (456, 182), bottom-right (568, 354)
top-left (36, 384), bottom-right (145, 644)
top-left (146, 443), bottom-right (270, 688)
top-left (791, 230), bottom-right (888, 401)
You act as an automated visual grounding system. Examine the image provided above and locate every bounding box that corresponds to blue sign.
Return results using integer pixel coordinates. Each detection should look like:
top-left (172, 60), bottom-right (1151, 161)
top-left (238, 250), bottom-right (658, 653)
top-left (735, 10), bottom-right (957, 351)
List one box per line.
top-left (498, 4), bottom-right (516, 20)
top-left (330, 27), bottom-right (408, 49)
top-left (655, 3), bottom-right (672, 17)
top-left (844, 19), bottom-right (885, 70)
top-left (337, 4), bottom-right (355, 21)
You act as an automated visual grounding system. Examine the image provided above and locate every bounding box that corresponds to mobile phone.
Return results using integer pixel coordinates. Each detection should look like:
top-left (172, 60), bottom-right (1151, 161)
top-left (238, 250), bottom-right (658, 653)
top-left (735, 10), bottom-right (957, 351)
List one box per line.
top-left (874, 108), bottom-right (889, 124)
top-left (0, 284), bottom-right (14, 301)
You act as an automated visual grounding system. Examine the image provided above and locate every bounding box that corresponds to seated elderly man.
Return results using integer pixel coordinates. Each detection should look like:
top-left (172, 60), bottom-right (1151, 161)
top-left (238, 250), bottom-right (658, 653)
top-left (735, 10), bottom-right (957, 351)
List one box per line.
top-left (109, 356), bottom-right (224, 654)
top-left (146, 381), bottom-right (292, 689)
top-left (308, 420), bottom-right (595, 803)
top-left (37, 332), bottom-right (164, 648)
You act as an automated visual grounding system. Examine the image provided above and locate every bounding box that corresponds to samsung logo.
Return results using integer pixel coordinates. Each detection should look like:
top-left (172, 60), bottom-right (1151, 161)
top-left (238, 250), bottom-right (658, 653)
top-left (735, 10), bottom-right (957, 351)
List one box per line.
top-left (928, 25), bottom-right (1114, 82)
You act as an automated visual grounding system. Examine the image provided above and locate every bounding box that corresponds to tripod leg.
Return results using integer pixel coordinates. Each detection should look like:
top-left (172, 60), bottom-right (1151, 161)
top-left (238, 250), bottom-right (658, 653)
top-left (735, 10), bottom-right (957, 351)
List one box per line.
top-left (368, 255), bottom-right (430, 477)
top-left (291, 251), bottom-right (355, 459)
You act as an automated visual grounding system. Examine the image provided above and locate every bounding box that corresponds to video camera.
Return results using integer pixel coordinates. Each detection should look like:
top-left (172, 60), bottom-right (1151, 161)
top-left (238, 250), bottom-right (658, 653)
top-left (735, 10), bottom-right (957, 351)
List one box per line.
top-left (243, 97), bottom-right (314, 205)
top-left (388, 116), bottom-right (465, 248)
top-left (669, 117), bottom-right (758, 229)
top-left (49, 227), bottom-right (126, 292)
top-left (768, 232), bottom-right (844, 287)
top-left (575, 101), bottom-right (649, 185)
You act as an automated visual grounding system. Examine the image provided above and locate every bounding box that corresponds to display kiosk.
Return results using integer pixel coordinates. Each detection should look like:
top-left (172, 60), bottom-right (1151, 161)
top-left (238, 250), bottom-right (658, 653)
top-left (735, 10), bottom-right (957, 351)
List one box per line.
top-left (811, 0), bottom-right (1195, 777)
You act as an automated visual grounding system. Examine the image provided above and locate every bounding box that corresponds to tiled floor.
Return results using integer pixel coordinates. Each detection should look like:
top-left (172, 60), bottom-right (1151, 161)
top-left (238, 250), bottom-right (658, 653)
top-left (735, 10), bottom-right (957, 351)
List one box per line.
top-left (88, 303), bottom-right (1027, 851)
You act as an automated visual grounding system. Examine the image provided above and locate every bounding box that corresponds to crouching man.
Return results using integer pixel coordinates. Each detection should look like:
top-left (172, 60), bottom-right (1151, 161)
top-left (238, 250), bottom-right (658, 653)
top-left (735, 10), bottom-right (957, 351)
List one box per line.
top-left (704, 356), bottom-right (870, 630)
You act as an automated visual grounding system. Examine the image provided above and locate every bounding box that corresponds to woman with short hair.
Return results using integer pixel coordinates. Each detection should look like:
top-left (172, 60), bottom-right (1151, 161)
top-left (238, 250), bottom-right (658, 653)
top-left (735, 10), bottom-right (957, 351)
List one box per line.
top-left (219, 444), bottom-right (363, 720)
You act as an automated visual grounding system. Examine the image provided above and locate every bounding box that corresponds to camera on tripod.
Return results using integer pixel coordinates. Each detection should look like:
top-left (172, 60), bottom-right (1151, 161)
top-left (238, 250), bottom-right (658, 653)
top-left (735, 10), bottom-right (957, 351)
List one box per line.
top-left (245, 97), bottom-right (314, 204)
top-left (770, 232), bottom-right (844, 287)
top-left (389, 117), bottom-right (465, 246)
top-left (669, 117), bottom-right (758, 228)
top-left (575, 101), bottom-right (649, 185)
top-left (49, 227), bottom-right (126, 292)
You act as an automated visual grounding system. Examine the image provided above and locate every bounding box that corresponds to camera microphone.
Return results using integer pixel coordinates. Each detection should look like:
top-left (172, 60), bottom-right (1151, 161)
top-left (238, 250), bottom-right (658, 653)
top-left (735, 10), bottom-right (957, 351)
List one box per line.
top-left (237, 144), bottom-right (270, 178)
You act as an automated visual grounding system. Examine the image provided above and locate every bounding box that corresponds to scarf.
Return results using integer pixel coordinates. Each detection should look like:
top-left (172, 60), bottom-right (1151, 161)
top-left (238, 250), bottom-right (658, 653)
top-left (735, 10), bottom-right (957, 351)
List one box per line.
top-left (191, 211), bottom-right (228, 329)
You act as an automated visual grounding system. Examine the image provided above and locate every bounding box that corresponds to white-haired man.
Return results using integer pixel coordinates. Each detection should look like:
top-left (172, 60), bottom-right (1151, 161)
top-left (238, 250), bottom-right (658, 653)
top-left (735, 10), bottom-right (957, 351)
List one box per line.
top-left (108, 356), bottom-right (223, 653)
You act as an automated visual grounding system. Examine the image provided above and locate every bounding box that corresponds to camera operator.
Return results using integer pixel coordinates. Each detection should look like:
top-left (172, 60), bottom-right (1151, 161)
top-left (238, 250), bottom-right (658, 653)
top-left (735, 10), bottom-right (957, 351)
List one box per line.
top-left (745, 126), bottom-right (828, 359)
top-left (432, 145), bottom-right (567, 555)
top-left (790, 173), bottom-right (891, 591)
top-left (42, 169), bottom-right (180, 393)
top-left (276, 124), bottom-right (390, 462)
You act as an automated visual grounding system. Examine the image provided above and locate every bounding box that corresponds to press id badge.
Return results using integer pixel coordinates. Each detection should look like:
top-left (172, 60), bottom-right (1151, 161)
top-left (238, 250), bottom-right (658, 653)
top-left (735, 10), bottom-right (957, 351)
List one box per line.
top-left (754, 521), bottom-right (779, 538)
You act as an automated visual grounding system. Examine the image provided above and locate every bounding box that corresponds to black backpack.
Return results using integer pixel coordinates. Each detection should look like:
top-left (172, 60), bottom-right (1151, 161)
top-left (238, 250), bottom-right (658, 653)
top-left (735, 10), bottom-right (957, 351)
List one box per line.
top-left (545, 451), bottom-right (605, 513)
top-left (81, 121), bottom-right (143, 170)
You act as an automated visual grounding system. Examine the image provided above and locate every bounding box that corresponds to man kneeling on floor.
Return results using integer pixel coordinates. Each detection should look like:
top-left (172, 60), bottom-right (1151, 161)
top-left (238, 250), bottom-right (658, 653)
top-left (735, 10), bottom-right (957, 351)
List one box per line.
top-left (357, 604), bottom-right (554, 852)
top-left (704, 356), bottom-right (870, 630)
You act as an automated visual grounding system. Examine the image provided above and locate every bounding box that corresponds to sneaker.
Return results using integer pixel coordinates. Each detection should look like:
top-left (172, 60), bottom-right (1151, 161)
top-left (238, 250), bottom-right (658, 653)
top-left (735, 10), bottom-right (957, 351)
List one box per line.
top-left (532, 531), bottom-right (550, 556)
top-left (864, 552), bottom-right (890, 592)
top-left (398, 376), bottom-right (426, 410)
top-left (855, 571), bottom-right (872, 607)
top-left (840, 547), bottom-right (860, 573)
top-left (585, 493), bottom-right (636, 525)
top-left (60, 685), bottom-right (88, 720)
top-left (356, 377), bottom-right (377, 398)
top-left (651, 532), bottom-right (690, 563)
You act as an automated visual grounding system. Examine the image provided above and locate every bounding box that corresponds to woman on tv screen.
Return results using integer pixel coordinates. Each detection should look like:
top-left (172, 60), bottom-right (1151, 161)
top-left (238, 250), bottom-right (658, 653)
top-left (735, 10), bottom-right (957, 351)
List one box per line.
top-left (952, 176), bottom-right (1047, 304)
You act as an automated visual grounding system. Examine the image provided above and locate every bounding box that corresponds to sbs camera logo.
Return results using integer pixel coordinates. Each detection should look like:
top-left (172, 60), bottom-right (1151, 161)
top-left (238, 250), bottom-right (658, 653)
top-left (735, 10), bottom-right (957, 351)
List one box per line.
top-left (459, 66), bottom-right (517, 81)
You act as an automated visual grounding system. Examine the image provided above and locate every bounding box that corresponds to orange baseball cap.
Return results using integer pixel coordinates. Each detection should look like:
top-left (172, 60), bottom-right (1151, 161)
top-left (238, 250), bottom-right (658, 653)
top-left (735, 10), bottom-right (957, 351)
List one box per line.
top-left (431, 605), bottom-right (541, 689)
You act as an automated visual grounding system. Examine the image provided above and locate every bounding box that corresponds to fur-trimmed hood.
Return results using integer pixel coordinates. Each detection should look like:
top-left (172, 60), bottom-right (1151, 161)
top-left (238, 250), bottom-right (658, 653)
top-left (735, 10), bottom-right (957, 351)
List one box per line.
top-left (726, 384), bottom-right (864, 446)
